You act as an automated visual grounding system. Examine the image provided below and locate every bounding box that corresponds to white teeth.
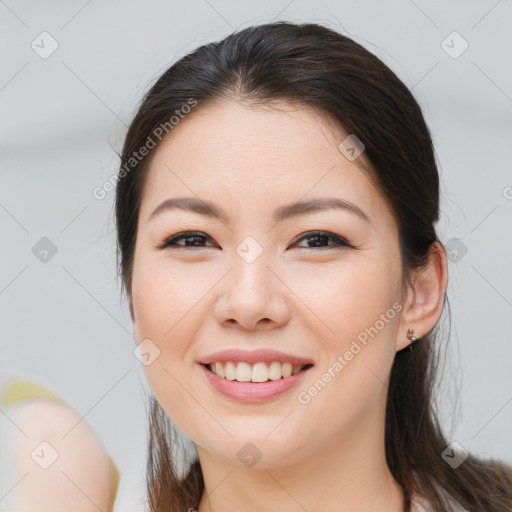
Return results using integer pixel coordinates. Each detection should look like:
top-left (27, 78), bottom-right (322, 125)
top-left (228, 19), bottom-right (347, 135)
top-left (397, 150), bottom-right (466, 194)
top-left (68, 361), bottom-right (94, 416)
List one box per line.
top-left (268, 361), bottom-right (282, 380)
top-left (252, 362), bottom-right (269, 382)
top-left (225, 362), bottom-right (236, 380)
top-left (214, 362), bottom-right (225, 378)
top-left (282, 362), bottom-right (292, 378)
top-left (235, 362), bottom-right (252, 382)
top-left (207, 361), bottom-right (307, 382)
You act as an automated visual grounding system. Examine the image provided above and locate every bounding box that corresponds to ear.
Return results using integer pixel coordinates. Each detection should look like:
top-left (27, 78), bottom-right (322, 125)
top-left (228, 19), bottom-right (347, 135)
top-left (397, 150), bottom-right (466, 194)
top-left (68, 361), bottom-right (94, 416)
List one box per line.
top-left (396, 241), bottom-right (448, 351)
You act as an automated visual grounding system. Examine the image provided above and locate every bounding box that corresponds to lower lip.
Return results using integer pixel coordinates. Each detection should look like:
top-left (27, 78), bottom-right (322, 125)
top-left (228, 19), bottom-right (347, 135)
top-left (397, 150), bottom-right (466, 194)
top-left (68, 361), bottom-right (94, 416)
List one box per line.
top-left (198, 363), bottom-right (313, 403)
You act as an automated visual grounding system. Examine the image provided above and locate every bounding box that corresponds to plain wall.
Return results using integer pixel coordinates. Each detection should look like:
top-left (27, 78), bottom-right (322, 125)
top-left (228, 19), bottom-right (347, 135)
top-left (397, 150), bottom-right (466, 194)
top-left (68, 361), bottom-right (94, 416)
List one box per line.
top-left (1, 1), bottom-right (511, 510)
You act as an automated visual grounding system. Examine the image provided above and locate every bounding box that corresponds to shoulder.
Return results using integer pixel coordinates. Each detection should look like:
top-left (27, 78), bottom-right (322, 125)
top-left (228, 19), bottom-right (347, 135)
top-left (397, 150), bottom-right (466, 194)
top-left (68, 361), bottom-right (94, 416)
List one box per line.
top-left (0, 382), bottom-right (119, 512)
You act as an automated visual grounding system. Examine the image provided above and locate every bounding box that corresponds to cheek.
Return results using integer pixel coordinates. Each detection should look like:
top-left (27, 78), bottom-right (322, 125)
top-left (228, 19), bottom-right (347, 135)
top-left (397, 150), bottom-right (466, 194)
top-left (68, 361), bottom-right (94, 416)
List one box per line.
top-left (131, 256), bottom-right (212, 341)
top-left (292, 289), bottom-right (398, 429)
top-left (131, 258), bottom-right (216, 405)
top-left (286, 257), bottom-right (400, 399)
top-left (285, 255), bottom-right (400, 341)
top-left (143, 361), bottom-right (211, 449)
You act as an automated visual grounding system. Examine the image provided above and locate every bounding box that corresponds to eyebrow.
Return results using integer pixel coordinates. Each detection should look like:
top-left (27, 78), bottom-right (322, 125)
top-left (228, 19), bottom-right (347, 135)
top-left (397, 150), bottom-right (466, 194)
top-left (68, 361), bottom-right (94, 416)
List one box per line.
top-left (148, 196), bottom-right (370, 224)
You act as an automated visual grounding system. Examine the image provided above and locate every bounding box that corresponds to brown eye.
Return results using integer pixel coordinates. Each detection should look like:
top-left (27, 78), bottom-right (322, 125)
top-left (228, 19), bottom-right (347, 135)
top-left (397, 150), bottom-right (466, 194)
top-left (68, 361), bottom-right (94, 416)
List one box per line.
top-left (157, 230), bottom-right (352, 251)
top-left (159, 231), bottom-right (215, 249)
top-left (293, 231), bottom-right (351, 249)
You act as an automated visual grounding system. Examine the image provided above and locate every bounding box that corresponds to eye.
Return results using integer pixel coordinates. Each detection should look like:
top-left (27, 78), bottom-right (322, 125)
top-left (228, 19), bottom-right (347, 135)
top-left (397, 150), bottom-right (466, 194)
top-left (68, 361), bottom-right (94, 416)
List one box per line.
top-left (292, 231), bottom-right (352, 249)
top-left (158, 230), bottom-right (352, 251)
top-left (158, 231), bottom-right (216, 249)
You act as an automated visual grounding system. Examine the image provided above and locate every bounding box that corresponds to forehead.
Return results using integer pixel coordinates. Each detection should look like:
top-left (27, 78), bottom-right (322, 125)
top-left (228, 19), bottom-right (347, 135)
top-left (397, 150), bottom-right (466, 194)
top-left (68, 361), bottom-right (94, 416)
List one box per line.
top-left (139, 99), bottom-right (392, 228)
top-left (151, 99), bottom-right (347, 170)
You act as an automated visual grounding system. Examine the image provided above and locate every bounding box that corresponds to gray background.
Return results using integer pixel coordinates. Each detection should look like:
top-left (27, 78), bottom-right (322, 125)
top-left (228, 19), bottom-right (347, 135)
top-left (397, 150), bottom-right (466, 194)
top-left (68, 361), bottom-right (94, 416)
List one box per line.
top-left (1, 0), bottom-right (511, 510)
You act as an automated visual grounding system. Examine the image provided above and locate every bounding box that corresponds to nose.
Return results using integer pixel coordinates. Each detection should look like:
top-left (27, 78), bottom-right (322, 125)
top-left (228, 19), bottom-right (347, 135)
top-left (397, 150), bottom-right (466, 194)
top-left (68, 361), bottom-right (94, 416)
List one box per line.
top-left (213, 248), bottom-right (291, 331)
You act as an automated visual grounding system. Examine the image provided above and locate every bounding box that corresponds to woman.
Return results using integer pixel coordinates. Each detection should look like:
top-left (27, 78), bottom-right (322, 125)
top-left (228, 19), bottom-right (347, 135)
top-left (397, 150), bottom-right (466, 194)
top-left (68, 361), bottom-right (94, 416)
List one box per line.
top-left (6, 20), bottom-right (507, 512)
top-left (114, 21), bottom-right (512, 512)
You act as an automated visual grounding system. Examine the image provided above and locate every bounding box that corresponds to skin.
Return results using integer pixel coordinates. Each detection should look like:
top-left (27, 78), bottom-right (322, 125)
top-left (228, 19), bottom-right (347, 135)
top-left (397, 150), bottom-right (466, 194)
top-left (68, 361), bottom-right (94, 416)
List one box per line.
top-left (130, 99), bottom-right (448, 512)
top-left (7, 399), bottom-right (113, 511)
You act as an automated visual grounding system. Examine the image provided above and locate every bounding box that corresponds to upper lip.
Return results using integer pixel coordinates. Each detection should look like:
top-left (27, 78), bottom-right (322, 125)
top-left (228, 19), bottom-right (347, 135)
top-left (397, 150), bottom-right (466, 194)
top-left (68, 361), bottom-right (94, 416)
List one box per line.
top-left (197, 348), bottom-right (314, 366)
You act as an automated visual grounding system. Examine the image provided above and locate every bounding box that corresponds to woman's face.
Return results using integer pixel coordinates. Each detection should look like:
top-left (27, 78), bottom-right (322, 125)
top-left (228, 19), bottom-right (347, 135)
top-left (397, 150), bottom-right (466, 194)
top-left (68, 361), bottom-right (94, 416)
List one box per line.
top-left (130, 100), bottom-right (408, 468)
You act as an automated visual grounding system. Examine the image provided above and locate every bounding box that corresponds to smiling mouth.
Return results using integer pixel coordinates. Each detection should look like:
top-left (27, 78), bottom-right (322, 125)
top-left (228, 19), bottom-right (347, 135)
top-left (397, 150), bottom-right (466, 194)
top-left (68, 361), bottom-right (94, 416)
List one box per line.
top-left (202, 362), bottom-right (314, 383)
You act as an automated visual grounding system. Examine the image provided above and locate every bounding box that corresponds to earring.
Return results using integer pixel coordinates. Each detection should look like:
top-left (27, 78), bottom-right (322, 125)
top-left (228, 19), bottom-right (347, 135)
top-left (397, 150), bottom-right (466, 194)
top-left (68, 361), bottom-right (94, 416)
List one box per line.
top-left (407, 328), bottom-right (422, 351)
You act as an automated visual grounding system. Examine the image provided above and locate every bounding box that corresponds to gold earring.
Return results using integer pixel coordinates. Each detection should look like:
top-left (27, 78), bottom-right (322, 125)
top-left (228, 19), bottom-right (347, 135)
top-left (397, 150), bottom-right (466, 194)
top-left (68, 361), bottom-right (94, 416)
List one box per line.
top-left (407, 328), bottom-right (422, 351)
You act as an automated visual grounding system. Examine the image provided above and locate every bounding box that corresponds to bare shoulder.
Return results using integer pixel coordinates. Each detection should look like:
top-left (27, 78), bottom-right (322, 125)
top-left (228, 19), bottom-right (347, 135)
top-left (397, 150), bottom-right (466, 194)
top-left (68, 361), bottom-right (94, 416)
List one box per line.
top-left (2, 396), bottom-right (117, 512)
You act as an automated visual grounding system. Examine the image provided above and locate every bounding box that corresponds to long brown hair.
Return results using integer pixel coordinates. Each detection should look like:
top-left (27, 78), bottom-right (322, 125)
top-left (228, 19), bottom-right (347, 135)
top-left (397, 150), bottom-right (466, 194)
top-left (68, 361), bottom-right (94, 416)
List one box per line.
top-left (114, 21), bottom-right (512, 512)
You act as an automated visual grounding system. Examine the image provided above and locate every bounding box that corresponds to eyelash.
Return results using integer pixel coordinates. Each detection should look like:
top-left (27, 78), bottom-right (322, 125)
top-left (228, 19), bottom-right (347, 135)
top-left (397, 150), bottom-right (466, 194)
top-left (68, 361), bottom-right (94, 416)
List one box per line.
top-left (158, 230), bottom-right (353, 251)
